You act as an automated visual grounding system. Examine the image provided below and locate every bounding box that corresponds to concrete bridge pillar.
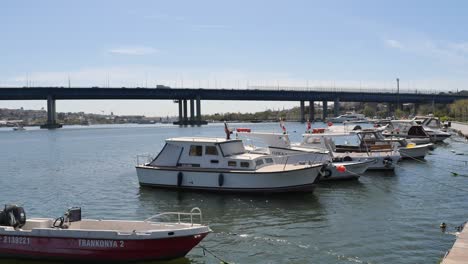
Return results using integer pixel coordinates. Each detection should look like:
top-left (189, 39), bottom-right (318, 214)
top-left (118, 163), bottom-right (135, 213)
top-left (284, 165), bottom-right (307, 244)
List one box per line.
top-left (196, 96), bottom-right (202, 125)
top-left (183, 99), bottom-right (188, 125)
top-left (40, 95), bottom-right (62, 129)
top-left (309, 101), bottom-right (314, 121)
top-left (190, 99), bottom-right (195, 125)
top-left (178, 100), bottom-right (183, 125)
top-left (300, 101), bottom-right (305, 123)
top-left (322, 101), bottom-right (328, 120)
top-left (334, 98), bottom-right (340, 117)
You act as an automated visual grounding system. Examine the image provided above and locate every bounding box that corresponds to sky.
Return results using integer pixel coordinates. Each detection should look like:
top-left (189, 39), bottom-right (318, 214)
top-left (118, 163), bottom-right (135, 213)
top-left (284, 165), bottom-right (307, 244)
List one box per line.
top-left (1, 0), bottom-right (468, 116)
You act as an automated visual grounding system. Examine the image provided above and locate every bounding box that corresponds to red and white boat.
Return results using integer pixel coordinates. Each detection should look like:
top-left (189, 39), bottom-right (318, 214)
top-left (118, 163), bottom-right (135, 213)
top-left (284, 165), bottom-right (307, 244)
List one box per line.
top-left (0, 205), bottom-right (210, 261)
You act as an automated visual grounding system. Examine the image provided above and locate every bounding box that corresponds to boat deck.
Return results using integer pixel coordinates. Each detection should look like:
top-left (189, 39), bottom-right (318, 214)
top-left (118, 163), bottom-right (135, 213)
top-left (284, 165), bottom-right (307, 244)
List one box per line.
top-left (442, 222), bottom-right (468, 264)
top-left (15, 218), bottom-right (198, 233)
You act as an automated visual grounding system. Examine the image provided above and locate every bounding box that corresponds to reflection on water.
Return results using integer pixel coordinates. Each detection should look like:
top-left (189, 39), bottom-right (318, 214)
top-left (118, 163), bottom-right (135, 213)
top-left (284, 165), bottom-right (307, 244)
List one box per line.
top-left (0, 123), bottom-right (467, 263)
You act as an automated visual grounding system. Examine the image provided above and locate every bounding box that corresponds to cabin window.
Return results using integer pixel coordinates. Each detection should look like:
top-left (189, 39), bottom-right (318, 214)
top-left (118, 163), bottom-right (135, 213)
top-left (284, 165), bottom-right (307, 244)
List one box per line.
top-left (205, 146), bottom-right (219, 155)
top-left (189, 145), bottom-right (203, 156)
top-left (210, 160), bottom-right (219, 164)
top-left (265, 158), bottom-right (274, 164)
top-left (255, 159), bottom-right (264, 166)
top-left (240, 162), bottom-right (250, 168)
top-left (228, 161), bottom-right (237, 167)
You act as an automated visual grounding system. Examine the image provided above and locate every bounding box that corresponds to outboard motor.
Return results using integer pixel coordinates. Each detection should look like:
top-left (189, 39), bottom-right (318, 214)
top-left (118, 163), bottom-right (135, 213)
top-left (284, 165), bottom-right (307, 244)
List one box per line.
top-left (0, 204), bottom-right (26, 228)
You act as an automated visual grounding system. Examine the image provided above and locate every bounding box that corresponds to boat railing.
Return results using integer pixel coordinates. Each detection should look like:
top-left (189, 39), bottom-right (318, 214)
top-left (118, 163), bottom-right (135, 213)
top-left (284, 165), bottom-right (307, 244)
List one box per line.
top-left (136, 154), bottom-right (154, 165)
top-left (272, 152), bottom-right (325, 171)
top-left (144, 207), bottom-right (203, 226)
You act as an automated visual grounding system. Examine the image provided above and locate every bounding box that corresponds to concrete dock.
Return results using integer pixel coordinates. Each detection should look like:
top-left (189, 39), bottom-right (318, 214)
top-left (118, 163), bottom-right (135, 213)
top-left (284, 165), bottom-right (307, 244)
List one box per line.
top-left (442, 222), bottom-right (468, 264)
top-left (450, 122), bottom-right (468, 139)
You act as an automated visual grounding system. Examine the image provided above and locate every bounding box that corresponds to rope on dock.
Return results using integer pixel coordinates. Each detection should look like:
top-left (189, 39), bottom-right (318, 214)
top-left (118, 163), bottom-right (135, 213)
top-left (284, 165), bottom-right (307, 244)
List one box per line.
top-left (198, 244), bottom-right (231, 264)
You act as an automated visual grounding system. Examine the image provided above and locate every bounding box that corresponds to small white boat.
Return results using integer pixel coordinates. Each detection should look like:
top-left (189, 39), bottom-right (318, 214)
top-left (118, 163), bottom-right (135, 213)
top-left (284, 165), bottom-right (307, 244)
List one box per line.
top-left (382, 120), bottom-right (432, 145)
top-left (301, 133), bottom-right (400, 170)
top-left (12, 123), bottom-right (25, 131)
top-left (349, 129), bottom-right (432, 159)
top-left (0, 205), bottom-right (210, 261)
top-left (237, 130), bottom-right (371, 180)
top-left (136, 136), bottom-right (325, 193)
top-left (328, 112), bottom-right (367, 123)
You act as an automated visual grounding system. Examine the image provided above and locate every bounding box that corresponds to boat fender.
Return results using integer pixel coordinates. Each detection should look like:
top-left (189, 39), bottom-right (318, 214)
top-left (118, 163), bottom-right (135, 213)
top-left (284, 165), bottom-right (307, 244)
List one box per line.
top-left (177, 172), bottom-right (183, 187)
top-left (383, 157), bottom-right (393, 168)
top-left (343, 156), bottom-right (352, 162)
top-left (218, 173), bottom-right (224, 187)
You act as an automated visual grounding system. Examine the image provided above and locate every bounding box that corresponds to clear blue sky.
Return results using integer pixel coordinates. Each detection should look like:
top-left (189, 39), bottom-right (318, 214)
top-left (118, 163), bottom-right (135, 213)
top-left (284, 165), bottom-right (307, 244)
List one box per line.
top-left (1, 0), bottom-right (467, 116)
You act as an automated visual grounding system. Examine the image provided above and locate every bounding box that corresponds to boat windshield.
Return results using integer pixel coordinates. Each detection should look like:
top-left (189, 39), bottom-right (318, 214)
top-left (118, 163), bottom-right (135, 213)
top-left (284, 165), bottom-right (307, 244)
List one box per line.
top-left (219, 141), bottom-right (246, 156)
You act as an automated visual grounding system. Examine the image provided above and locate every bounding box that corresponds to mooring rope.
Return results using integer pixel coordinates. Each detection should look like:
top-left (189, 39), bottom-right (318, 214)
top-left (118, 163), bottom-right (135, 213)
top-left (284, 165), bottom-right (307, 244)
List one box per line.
top-left (401, 153), bottom-right (468, 178)
top-left (392, 162), bottom-right (468, 193)
top-left (344, 169), bottom-right (420, 199)
top-left (198, 244), bottom-right (231, 264)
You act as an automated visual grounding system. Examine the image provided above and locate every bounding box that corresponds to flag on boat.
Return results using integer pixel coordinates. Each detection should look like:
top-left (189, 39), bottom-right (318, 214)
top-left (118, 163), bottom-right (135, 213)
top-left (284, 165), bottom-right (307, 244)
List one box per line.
top-left (224, 122), bottom-right (232, 139)
top-left (279, 118), bottom-right (287, 134)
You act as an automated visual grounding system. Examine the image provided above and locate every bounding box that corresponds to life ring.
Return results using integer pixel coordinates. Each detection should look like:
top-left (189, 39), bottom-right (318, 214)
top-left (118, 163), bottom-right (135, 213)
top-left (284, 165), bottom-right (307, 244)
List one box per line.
top-left (383, 157), bottom-right (393, 168)
top-left (177, 172), bottom-right (183, 187)
top-left (218, 173), bottom-right (224, 187)
top-left (317, 164), bottom-right (331, 181)
top-left (322, 168), bottom-right (332, 178)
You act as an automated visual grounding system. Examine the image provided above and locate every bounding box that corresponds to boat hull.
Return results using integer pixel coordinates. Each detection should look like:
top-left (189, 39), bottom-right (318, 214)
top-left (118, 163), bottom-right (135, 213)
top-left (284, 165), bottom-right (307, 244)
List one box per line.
top-left (321, 160), bottom-right (371, 180)
top-left (343, 154), bottom-right (400, 170)
top-left (399, 144), bottom-right (431, 159)
top-left (428, 133), bottom-right (451, 143)
top-left (0, 232), bottom-right (208, 262)
top-left (136, 165), bottom-right (322, 193)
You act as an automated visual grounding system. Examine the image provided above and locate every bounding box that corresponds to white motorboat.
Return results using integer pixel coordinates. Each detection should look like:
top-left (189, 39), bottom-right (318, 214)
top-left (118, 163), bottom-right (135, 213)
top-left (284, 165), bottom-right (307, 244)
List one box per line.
top-left (345, 129), bottom-right (432, 159)
top-left (0, 205), bottom-right (210, 261)
top-left (413, 115), bottom-right (448, 131)
top-left (382, 120), bottom-right (432, 145)
top-left (420, 125), bottom-right (451, 142)
top-left (237, 130), bottom-right (371, 180)
top-left (12, 123), bottom-right (25, 131)
top-left (328, 112), bottom-right (367, 123)
top-left (136, 137), bottom-right (326, 193)
top-left (301, 133), bottom-right (400, 170)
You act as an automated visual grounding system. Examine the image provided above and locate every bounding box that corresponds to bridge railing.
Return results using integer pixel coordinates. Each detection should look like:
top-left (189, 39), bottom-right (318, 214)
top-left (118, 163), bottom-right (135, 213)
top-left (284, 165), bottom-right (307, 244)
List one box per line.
top-left (246, 85), bottom-right (454, 95)
top-left (0, 85), bottom-right (464, 96)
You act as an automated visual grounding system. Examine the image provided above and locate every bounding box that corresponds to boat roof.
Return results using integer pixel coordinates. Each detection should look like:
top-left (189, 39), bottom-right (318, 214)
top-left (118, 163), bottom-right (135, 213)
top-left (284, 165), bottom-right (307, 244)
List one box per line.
top-left (166, 137), bottom-right (239, 143)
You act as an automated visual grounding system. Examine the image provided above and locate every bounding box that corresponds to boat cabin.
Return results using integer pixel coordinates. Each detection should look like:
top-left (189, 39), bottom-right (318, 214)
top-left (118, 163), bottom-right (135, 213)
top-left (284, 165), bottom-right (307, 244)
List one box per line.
top-left (148, 137), bottom-right (275, 170)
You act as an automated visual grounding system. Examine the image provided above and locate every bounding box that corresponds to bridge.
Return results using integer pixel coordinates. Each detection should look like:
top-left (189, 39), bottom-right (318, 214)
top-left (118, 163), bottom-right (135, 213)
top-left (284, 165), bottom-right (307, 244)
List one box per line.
top-left (0, 87), bottom-right (466, 128)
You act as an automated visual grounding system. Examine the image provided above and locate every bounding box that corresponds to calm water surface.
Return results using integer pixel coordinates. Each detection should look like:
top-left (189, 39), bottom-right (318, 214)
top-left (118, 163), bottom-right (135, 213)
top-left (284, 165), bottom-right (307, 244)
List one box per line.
top-left (0, 123), bottom-right (467, 264)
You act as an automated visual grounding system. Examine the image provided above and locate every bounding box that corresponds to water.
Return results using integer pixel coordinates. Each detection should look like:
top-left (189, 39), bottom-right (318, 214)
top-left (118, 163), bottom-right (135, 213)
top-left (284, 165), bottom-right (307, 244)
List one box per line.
top-left (0, 123), bottom-right (467, 264)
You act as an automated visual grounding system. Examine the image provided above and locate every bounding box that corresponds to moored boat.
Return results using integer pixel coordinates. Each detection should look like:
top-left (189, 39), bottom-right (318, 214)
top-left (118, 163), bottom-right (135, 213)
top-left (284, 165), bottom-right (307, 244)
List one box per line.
top-left (0, 205), bottom-right (210, 262)
top-left (301, 133), bottom-right (400, 170)
top-left (136, 136), bottom-right (326, 193)
top-left (328, 112), bottom-right (367, 123)
top-left (237, 130), bottom-right (371, 180)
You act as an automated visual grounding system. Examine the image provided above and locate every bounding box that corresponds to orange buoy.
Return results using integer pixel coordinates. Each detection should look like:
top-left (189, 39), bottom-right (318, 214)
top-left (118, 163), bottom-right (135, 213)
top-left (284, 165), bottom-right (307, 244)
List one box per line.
top-left (336, 165), bottom-right (346, 173)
